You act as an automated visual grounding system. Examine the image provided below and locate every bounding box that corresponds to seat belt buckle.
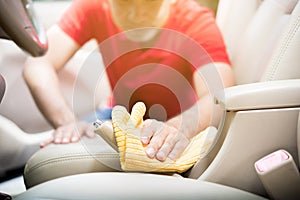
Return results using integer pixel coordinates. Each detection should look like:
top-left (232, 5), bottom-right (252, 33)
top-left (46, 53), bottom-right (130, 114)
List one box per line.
top-left (254, 149), bottom-right (300, 200)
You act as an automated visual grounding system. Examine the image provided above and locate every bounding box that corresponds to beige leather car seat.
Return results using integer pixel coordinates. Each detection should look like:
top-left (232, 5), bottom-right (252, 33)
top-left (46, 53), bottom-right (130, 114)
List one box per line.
top-left (190, 0), bottom-right (300, 197)
top-left (15, 0), bottom-right (300, 199)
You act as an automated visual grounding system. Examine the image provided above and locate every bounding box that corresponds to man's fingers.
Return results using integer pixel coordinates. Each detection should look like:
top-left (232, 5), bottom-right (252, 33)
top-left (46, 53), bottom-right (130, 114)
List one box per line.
top-left (71, 132), bottom-right (80, 142)
top-left (155, 142), bottom-right (172, 161)
top-left (155, 131), bottom-right (177, 161)
top-left (53, 129), bottom-right (64, 144)
top-left (84, 123), bottom-right (95, 138)
top-left (145, 125), bottom-right (169, 158)
top-left (61, 130), bottom-right (74, 144)
top-left (140, 119), bottom-right (161, 145)
top-left (41, 121), bottom-right (97, 147)
top-left (167, 135), bottom-right (190, 160)
top-left (40, 137), bottom-right (54, 148)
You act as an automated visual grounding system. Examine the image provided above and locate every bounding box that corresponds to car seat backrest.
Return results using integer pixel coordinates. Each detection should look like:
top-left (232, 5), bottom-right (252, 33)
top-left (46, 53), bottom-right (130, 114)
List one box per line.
top-left (216, 0), bottom-right (261, 61)
top-left (185, 0), bottom-right (300, 179)
top-left (217, 0), bottom-right (299, 85)
top-left (261, 0), bottom-right (300, 81)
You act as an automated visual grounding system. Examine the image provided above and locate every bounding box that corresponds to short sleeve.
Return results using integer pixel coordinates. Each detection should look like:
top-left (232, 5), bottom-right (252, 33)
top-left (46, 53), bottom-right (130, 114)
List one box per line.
top-left (169, 0), bottom-right (231, 70)
top-left (188, 8), bottom-right (230, 65)
top-left (58, 0), bottom-right (100, 46)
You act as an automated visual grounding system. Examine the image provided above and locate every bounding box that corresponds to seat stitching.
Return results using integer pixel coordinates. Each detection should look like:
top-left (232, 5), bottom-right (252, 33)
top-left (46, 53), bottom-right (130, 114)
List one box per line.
top-left (267, 14), bottom-right (300, 80)
top-left (25, 153), bottom-right (120, 176)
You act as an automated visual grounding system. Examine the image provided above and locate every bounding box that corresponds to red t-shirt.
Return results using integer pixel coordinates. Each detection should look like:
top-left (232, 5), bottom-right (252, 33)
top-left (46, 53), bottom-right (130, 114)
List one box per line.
top-left (58, 0), bottom-right (230, 120)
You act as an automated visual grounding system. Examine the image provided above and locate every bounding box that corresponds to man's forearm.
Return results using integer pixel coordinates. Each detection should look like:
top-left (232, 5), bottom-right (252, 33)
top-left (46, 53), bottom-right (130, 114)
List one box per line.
top-left (23, 60), bottom-right (75, 128)
top-left (167, 94), bottom-right (221, 139)
top-left (169, 63), bottom-right (234, 139)
top-left (34, 88), bottom-right (76, 128)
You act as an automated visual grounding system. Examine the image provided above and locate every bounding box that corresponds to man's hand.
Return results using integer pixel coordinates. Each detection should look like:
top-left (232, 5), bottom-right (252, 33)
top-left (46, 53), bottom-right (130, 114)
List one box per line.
top-left (40, 121), bottom-right (95, 148)
top-left (140, 119), bottom-right (191, 162)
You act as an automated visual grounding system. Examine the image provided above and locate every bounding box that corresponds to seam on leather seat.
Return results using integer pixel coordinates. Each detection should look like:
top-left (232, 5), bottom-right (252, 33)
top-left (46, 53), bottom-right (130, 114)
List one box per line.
top-left (267, 14), bottom-right (300, 80)
top-left (25, 153), bottom-right (119, 176)
top-left (27, 146), bottom-right (118, 162)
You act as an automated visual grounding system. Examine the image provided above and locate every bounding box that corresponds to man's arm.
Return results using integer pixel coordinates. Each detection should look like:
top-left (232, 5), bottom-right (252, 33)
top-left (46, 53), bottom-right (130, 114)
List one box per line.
top-left (23, 25), bottom-right (94, 147)
top-left (140, 63), bottom-right (235, 161)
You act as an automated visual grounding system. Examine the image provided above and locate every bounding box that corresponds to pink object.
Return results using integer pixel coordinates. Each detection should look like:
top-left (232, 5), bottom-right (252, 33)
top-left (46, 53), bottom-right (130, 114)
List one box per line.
top-left (255, 150), bottom-right (289, 173)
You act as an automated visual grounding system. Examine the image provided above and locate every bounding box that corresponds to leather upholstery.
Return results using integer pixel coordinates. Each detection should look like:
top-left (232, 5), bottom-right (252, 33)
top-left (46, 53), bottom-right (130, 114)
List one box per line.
top-left (16, 173), bottom-right (267, 200)
top-left (196, 0), bottom-right (300, 196)
top-left (218, 0), bottom-right (299, 84)
top-left (24, 135), bottom-right (120, 188)
top-left (0, 115), bottom-right (51, 175)
top-left (261, 0), bottom-right (300, 81)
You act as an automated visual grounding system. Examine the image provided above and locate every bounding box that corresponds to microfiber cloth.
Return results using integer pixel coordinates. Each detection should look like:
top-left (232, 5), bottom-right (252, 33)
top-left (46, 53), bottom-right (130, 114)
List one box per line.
top-left (111, 102), bottom-right (215, 173)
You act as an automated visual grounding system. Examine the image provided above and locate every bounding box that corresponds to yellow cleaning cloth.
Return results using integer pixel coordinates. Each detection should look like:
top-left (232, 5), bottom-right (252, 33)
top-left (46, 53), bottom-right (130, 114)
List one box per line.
top-left (111, 102), bottom-right (214, 173)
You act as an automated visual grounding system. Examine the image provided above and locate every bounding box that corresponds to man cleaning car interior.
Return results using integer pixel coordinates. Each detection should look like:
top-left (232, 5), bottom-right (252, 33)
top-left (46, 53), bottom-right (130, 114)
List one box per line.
top-left (23, 0), bottom-right (234, 163)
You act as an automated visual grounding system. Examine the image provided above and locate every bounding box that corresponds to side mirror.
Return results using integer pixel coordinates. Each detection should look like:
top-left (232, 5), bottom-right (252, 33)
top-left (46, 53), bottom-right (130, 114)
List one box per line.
top-left (0, 0), bottom-right (48, 57)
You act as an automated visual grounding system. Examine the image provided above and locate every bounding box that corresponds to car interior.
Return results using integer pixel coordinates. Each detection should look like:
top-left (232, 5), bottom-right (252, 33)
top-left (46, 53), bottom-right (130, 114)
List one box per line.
top-left (0, 0), bottom-right (300, 199)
